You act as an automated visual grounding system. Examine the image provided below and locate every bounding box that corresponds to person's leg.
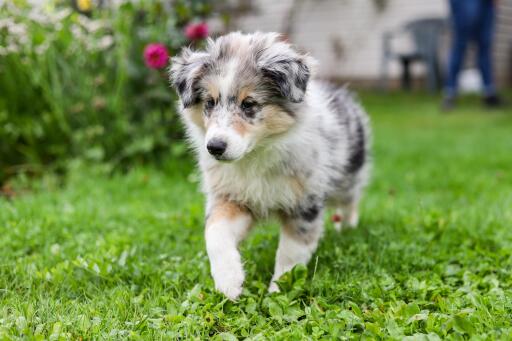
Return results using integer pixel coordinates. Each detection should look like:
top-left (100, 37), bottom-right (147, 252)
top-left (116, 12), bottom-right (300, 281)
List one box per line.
top-left (476, 0), bottom-right (498, 99)
top-left (444, 0), bottom-right (483, 110)
top-left (445, 0), bottom-right (471, 100)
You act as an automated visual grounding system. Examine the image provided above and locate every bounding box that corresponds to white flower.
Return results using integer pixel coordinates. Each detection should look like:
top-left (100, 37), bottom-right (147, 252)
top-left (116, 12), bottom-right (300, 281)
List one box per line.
top-left (8, 22), bottom-right (27, 36)
top-left (0, 18), bottom-right (15, 29)
top-left (53, 8), bottom-right (72, 22)
top-left (35, 41), bottom-right (50, 55)
top-left (28, 9), bottom-right (51, 25)
top-left (98, 35), bottom-right (114, 50)
top-left (6, 44), bottom-right (20, 54)
top-left (78, 16), bottom-right (104, 33)
top-left (71, 24), bottom-right (86, 41)
top-left (50, 244), bottom-right (61, 255)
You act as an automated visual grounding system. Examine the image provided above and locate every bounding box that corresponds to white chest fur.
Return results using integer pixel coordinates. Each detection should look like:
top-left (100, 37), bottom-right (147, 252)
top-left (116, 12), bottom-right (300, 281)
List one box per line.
top-left (201, 153), bottom-right (308, 216)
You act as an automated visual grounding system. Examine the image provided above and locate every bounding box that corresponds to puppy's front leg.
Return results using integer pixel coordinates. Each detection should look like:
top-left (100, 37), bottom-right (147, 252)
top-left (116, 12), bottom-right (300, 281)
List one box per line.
top-left (205, 199), bottom-right (252, 300)
top-left (269, 206), bottom-right (324, 292)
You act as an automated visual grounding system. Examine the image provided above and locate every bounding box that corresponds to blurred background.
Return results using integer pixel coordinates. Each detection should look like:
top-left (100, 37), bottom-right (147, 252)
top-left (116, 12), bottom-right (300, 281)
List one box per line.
top-left (236, 0), bottom-right (512, 90)
top-left (1, 0), bottom-right (511, 188)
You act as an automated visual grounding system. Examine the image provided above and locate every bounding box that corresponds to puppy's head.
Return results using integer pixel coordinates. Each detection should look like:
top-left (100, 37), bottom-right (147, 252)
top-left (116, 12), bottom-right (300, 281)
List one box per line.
top-left (169, 32), bottom-right (314, 162)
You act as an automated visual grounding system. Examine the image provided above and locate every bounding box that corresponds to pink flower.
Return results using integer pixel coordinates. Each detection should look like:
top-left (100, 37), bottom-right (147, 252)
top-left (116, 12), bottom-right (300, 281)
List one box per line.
top-left (143, 43), bottom-right (169, 69)
top-left (184, 22), bottom-right (209, 40)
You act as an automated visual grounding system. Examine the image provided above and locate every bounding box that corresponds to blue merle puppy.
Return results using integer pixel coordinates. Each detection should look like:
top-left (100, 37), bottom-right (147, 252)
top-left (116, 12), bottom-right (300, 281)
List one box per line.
top-left (169, 32), bottom-right (371, 299)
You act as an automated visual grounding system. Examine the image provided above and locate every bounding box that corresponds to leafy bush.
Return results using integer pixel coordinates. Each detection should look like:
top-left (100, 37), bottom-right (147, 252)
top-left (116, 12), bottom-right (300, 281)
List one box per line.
top-left (0, 0), bottom-right (213, 184)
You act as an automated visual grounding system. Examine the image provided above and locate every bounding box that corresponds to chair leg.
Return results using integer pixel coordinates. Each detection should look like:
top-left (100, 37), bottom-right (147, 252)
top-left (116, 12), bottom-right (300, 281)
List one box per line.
top-left (401, 58), bottom-right (412, 90)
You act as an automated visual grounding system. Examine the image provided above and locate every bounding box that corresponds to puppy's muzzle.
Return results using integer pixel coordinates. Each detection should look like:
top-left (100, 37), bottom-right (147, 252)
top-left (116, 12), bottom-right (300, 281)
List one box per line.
top-left (207, 138), bottom-right (227, 157)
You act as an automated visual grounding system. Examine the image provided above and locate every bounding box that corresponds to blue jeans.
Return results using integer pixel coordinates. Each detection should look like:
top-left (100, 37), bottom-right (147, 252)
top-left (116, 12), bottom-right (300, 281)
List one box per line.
top-left (445, 0), bottom-right (496, 97)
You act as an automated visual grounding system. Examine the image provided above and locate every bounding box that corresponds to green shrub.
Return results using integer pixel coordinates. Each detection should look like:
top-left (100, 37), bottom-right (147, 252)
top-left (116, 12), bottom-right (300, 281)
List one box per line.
top-left (0, 0), bottom-right (213, 184)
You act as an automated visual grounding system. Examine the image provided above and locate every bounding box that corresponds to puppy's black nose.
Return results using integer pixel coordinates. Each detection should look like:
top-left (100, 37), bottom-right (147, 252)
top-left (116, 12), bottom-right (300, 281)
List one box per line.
top-left (207, 139), bottom-right (227, 156)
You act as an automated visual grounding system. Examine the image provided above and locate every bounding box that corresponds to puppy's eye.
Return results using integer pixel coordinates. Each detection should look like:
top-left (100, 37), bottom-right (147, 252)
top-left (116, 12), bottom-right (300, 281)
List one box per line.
top-left (205, 98), bottom-right (215, 111)
top-left (241, 99), bottom-right (258, 117)
top-left (241, 99), bottom-right (255, 111)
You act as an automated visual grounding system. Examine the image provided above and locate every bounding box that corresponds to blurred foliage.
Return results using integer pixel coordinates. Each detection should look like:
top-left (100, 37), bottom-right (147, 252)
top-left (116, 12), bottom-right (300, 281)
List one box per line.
top-left (0, 0), bottom-right (214, 184)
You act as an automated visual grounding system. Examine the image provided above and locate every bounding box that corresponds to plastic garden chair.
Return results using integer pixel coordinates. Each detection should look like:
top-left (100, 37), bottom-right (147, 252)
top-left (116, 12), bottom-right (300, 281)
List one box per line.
top-left (380, 17), bottom-right (448, 92)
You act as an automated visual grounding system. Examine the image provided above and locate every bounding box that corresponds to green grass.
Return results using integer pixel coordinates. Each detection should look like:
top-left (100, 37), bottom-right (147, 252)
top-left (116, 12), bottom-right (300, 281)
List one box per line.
top-left (1, 93), bottom-right (512, 339)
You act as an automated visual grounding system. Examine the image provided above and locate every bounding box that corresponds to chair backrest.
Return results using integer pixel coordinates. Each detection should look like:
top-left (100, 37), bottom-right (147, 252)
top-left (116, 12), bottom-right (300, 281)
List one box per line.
top-left (404, 17), bottom-right (448, 58)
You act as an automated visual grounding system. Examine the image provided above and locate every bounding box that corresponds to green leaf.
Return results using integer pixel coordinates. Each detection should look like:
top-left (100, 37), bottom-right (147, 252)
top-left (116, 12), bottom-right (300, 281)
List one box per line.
top-left (453, 316), bottom-right (476, 335)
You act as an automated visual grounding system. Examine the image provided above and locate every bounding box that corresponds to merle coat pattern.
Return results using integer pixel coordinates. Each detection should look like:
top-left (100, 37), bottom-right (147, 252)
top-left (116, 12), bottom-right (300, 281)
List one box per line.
top-left (170, 32), bottom-right (371, 299)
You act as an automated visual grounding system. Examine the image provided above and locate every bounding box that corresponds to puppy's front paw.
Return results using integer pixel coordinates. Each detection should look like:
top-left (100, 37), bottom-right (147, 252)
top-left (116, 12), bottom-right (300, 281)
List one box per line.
top-left (212, 267), bottom-right (244, 300)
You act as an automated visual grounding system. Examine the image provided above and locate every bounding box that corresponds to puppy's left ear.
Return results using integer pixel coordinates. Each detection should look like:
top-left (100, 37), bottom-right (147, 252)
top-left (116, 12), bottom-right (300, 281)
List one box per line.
top-left (169, 48), bottom-right (210, 108)
top-left (259, 54), bottom-right (312, 103)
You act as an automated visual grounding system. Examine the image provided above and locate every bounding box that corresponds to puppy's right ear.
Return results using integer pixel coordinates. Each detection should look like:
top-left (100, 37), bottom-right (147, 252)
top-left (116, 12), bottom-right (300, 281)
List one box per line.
top-left (169, 48), bottom-right (210, 108)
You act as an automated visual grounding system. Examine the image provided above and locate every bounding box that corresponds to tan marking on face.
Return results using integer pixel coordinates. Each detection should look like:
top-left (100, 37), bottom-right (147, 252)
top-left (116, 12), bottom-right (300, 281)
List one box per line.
top-left (232, 116), bottom-right (251, 136)
top-left (184, 107), bottom-right (205, 130)
top-left (237, 86), bottom-right (254, 103)
top-left (205, 81), bottom-right (220, 101)
top-left (207, 200), bottom-right (249, 226)
top-left (262, 105), bottom-right (296, 135)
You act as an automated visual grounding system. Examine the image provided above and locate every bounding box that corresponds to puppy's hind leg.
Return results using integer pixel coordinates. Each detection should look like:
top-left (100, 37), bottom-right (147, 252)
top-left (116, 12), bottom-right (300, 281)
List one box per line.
top-left (346, 202), bottom-right (359, 228)
top-left (343, 200), bottom-right (359, 229)
top-left (269, 205), bottom-right (324, 293)
top-left (333, 200), bottom-right (359, 231)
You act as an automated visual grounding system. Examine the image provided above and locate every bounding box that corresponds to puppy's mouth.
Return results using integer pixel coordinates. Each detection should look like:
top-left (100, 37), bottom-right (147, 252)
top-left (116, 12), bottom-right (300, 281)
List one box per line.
top-left (212, 155), bottom-right (238, 162)
top-left (212, 143), bottom-right (258, 163)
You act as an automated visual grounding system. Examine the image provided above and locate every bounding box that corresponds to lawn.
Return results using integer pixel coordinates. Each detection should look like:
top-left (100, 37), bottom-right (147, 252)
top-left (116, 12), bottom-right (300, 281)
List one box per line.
top-left (1, 92), bottom-right (511, 339)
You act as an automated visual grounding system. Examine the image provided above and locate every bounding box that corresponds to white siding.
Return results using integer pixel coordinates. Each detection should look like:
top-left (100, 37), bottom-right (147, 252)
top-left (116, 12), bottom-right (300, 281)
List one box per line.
top-left (236, 0), bottom-right (447, 80)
